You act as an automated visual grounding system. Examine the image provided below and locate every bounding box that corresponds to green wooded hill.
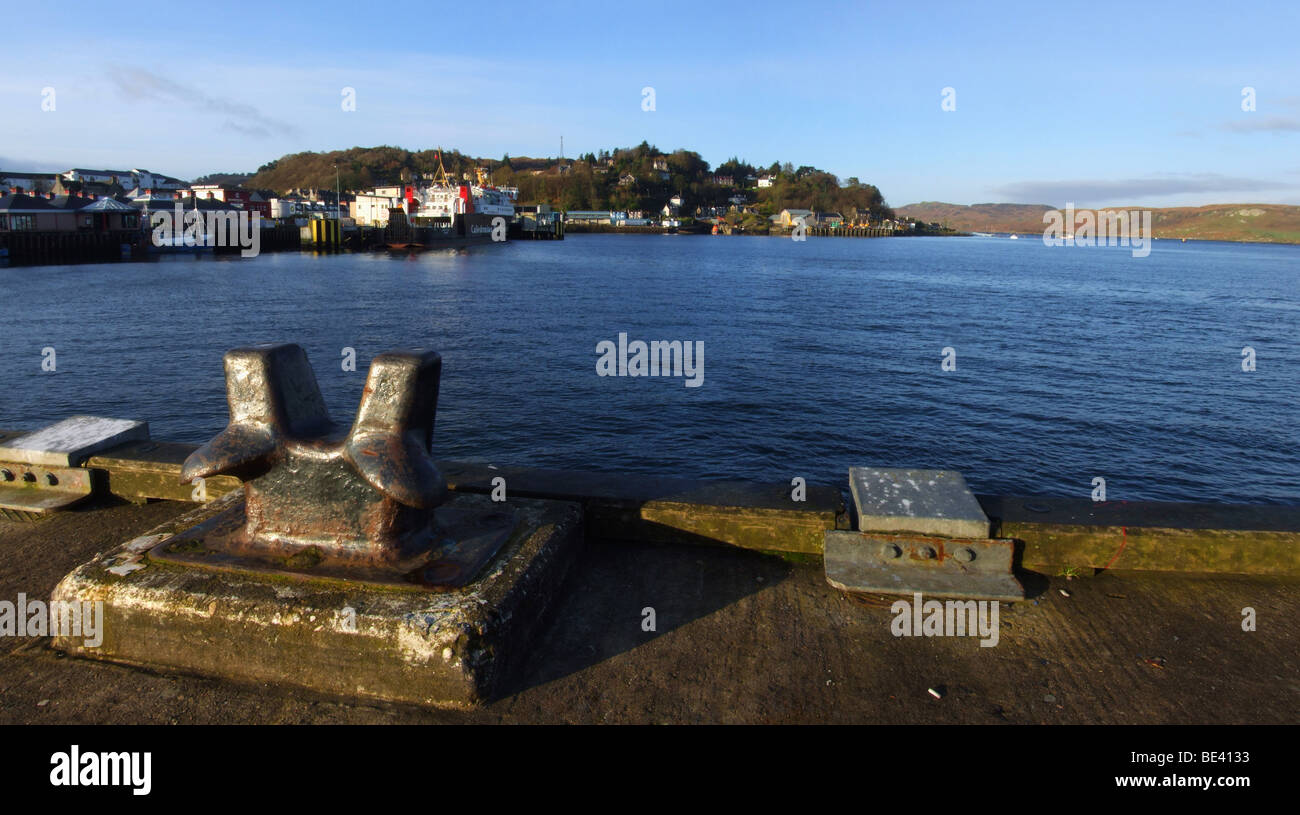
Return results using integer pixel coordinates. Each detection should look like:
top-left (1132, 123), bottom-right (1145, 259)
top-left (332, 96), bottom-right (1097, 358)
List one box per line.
top-left (242, 143), bottom-right (893, 219)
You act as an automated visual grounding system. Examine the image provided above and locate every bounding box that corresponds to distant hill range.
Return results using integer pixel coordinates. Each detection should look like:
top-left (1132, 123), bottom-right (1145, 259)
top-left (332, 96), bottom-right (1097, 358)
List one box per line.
top-left (897, 201), bottom-right (1300, 244)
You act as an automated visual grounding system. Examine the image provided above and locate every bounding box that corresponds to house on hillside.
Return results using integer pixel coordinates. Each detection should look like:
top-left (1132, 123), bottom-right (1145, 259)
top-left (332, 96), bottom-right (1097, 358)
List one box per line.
top-left (0, 172), bottom-right (58, 194)
top-left (660, 194), bottom-right (684, 218)
top-left (51, 175), bottom-right (124, 199)
top-left (61, 168), bottom-right (186, 191)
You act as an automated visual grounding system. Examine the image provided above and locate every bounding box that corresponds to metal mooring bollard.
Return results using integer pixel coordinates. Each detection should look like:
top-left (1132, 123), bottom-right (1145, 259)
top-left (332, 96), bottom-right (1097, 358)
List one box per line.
top-left (154, 343), bottom-right (516, 589)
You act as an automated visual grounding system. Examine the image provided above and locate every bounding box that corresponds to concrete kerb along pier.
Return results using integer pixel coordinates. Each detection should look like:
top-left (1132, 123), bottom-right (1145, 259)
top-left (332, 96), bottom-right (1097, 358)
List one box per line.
top-left (62, 440), bottom-right (1300, 580)
top-left (1, 346), bottom-right (1295, 707)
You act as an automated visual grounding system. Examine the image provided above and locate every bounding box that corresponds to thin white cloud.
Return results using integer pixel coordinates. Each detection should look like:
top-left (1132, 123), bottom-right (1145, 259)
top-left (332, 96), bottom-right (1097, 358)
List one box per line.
top-left (106, 65), bottom-right (300, 139)
top-left (1221, 116), bottom-right (1300, 133)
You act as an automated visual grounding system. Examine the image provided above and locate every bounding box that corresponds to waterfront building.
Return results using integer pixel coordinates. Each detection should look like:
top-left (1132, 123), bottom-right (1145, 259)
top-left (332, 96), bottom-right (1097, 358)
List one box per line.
top-left (777, 208), bottom-right (813, 226)
top-left (0, 188), bottom-right (139, 232)
top-left (126, 188), bottom-right (184, 209)
top-left (269, 194), bottom-right (303, 218)
top-left (127, 190), bottom-right (241, 225)
top-left (352, 190), bottom-right (404, 226)
top-left (809, 211), bottom-right (844, 227)
top-left (73, 195), bottom-right (141, 231)
top-left (0, 189), bottom-right (66, 232)
top-left (188, 185), bottom-right (271, 219)
top-left (564, 210), bottom-right (613, 224)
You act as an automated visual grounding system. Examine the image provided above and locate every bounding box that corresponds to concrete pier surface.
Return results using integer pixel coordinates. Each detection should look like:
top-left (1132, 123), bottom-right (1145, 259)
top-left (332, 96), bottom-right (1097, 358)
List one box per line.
top-left (2, 495), bottom-right (1296, 724)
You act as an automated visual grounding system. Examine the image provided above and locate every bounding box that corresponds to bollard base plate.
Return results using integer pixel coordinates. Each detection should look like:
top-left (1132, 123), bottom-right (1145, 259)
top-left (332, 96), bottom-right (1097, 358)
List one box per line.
top-left (148, 500), bottom-right (517, 590)
top-left (825, 530), bottom-right (1025, 601)
top-left (51, 491), bottom-right (583, 708)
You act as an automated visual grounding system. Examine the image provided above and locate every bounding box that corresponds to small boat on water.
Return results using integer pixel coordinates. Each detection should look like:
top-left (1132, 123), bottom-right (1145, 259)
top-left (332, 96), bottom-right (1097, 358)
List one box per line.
top-left (1009, 233), bottom-right (1019, 240)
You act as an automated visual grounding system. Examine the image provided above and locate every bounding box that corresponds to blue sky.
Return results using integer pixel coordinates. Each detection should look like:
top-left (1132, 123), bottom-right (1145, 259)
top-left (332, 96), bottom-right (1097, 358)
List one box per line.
top-left (3, 0), bottom-right (1298, 207)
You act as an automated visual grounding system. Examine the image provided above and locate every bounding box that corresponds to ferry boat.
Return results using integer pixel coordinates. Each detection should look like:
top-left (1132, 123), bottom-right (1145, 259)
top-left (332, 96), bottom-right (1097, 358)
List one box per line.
top-left (413, 168), bottom-right (516, 218)
top-left (392, 159), bottom-right (515, 248)
top-left (403, 159), bottom-right (514, 245)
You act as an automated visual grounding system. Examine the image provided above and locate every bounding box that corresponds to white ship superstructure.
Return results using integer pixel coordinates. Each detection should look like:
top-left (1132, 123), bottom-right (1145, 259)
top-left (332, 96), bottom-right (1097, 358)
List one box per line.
top-left (409, 160), bottom-right (516, 220)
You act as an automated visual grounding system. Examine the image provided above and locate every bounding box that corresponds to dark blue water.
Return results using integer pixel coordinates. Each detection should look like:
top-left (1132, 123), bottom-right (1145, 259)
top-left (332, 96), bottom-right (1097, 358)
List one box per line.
top-left (2, 235), bottom-right (1296, 503)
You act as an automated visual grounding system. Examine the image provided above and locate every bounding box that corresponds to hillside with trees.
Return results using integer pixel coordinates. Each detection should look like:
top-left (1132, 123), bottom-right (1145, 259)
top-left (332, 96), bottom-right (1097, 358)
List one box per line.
top-left (242, 143), bottom-right (894, 221)
top-left (191, 171), bottom-right (254, 188)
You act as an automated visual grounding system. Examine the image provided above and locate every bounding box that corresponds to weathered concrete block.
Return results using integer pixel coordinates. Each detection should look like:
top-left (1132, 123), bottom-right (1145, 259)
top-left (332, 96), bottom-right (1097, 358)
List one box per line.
top-left (850, 467), bottom-right (989, 539)
top-left (51, 491), bottom-right (582, 708)
top-left (0, 416), bottom-right (148, 467)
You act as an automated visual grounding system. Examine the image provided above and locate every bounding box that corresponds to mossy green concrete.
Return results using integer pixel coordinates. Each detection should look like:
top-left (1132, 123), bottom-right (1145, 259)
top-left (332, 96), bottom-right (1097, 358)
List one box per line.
top-left (586, 496), bottom-right (840, 554)
top-left (982, 496), bottom-right (1300, 576)
top-left (1003, 522), bottom-right (1300, 575)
